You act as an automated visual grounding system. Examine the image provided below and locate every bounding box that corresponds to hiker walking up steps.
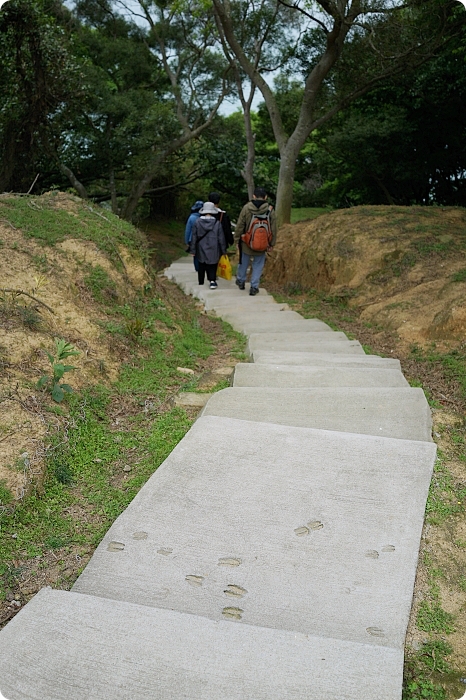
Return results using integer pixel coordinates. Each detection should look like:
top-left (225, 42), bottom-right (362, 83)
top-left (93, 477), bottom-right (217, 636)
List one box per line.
top-left (185, 200), bottom-right (203, 272)
top-left (207, 192), bottom-right (234, 248)
top-left (189, 201), bottom-right (226, 289)
top-left (234, 186), bottom-right (277, 296)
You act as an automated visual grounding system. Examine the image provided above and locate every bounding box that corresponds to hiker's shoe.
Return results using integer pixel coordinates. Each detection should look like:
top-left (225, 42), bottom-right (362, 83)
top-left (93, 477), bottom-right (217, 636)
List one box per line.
top-left (249, 286), bottom-right (259, 296)
top-left (209, 280), bottom-right (218, 289)
top-left (235, 278), bottom-right (245, 290)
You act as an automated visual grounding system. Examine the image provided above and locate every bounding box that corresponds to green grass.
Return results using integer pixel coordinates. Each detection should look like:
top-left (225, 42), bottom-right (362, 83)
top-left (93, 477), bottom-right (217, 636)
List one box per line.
top-left (452, 268), bottom-right (466, 282)
top-left (426, 455), bottom-right (466, 525)
top-left (139, 218), bottom-right (187, 269)
top-left (83, 264), bottom-right (118, 304)
top-left (0, 194), bottom-right (146, 265)
top-left (417, 600), bottom-right (455, 634)
top-left (409, 344), bottom-right (466, 403)
top-left (290, 207), bottom-right (331, 224)
top-left (0, 391), bottom-right (195, 576)
top-left (0, 480), bottom-right (13, 506)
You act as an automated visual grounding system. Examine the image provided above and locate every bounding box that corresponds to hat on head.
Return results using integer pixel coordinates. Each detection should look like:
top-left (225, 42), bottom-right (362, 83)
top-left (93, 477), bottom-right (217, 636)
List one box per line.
top-left (191, 200), bottom-right (204, 212)
top-left (199, 202), bottom-right (219, 215)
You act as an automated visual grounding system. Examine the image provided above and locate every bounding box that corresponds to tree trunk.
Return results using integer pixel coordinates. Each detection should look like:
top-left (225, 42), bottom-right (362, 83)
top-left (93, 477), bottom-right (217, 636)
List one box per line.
top-left (109, 169), bottom-right (119, 215)
top-left (57, 162), bottom-right (88, 199)
top-left (120, 171), bottom-right (153, 221)
top-left (0, 123), bottom-right (18, 192)
top-left (275, 147), bottom-right (300, 227)
top-left (241, 102), bottom-right (256, 198)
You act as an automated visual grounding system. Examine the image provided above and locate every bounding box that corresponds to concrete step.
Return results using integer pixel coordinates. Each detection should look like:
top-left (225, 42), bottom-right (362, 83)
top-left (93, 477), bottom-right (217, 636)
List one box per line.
top-left (72, 416), bottom-right (435, 648)
top-left (247, 333), bottom-right (365, 355)
top-left (216, 313), bottom-right (334, 334)
top-left (168, 256), bottom-right (192, 263)
top-left (232, 363), bottom-right (409, 388)
top-left (227, 319), bottom-right (337, 334)
top-left (203, 297), bottom-right (285, 312)
top-left (201, 387), bottom-right (432, 441)
top-left (0, 587), bottom-right (403, 700)
top-left (253, 350), bottom-right (401, 369)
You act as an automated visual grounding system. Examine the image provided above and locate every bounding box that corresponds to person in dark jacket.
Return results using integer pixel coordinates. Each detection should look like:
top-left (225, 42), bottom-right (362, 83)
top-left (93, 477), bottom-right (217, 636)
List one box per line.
top-left (189, 201), bottom-right (226, 288)
top-left (185, 200), bottom-right (203, 271)
top-left (207, 192), bottom-right (233, 247)
top-left (234, 186), bottom-right (277, 296)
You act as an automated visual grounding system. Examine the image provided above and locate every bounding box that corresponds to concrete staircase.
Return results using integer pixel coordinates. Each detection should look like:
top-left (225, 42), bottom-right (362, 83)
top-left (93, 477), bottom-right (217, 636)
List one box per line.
top-left (0, 257), bottom-right (436, 700)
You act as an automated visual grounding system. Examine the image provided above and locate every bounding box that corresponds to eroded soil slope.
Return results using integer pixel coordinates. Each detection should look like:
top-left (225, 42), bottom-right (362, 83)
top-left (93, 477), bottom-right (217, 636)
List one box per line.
top-left (265, 206), bottom-right (466, 351)
top-left (0, 192), bottom-right (149, 497)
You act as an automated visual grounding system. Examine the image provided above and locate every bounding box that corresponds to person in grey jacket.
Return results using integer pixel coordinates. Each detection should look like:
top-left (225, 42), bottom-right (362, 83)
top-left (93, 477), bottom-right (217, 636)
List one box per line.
top-left (190, 201), bottom-right (226, 288)
top-left (234, 186), bottom-right (277, 296)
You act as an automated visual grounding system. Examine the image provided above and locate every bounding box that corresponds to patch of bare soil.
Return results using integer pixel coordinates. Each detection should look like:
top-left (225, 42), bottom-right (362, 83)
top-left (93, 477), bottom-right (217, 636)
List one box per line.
top-left (265, 205), bottom-right (466, 353)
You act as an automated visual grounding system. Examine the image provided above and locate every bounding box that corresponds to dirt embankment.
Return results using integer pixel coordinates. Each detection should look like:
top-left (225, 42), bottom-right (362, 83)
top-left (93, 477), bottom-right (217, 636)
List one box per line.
top-left (265, 206), bottom-right (466, 352)
top-left (0, 193), bottom-right (149, 498)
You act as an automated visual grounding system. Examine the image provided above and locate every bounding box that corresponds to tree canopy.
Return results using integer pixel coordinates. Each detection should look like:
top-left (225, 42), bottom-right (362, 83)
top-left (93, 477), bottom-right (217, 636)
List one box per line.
top-left (0, 0), bottom-right (464, 222)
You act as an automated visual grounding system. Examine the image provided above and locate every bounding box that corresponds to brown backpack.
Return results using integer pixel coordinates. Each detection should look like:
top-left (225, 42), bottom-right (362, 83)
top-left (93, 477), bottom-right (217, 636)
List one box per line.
top-left (241, 206), bottom-right (273, 252)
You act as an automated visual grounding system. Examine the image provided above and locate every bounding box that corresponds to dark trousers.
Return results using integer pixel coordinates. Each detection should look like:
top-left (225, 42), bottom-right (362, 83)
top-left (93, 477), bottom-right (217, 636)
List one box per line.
top-left (198, 262), bottom-right (217, 285)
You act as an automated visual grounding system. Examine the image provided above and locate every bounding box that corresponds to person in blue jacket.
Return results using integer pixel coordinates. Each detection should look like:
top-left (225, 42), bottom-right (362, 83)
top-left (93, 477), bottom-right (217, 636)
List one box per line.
top-left (185, 200), bottom-right (203, 271)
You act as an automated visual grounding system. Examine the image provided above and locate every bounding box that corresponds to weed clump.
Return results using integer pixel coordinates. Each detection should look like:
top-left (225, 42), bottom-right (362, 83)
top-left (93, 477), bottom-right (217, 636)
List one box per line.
top-left (37, 338), bottom-right (80, 403)
top-left (83, 264), bottom-right (118, 304)
top-left (0, 481), bottom-right (12, 507)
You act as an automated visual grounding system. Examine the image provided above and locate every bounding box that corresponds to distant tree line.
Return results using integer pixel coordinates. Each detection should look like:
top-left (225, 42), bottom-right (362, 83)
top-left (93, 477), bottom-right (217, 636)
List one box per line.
top-left (0, 0), bottom-right (464, 223)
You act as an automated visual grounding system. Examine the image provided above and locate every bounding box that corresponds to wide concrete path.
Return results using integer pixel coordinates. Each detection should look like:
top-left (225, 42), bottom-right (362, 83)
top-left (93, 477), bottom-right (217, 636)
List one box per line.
top-left (0, 257), bottom-right (436, 700)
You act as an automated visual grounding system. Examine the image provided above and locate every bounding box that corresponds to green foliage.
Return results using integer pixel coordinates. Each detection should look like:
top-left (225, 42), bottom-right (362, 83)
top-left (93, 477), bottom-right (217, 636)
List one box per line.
top-left (403, 677), bottom-right (446, 700)
top-left (0, 289), bottom-right (42, 331)
top-left (425, 456), bottom-right (465, 525)
top-left (452, 269), bottom-right (466, 283)
top-left (125, 317), bottom-right (146, 341)
top-left (307, 23), bottom-right (466, 208)
top-left (0, 195), bottom-right (144, 260)
top-left (417, 600), bottom-right (455, 634)
top-left (403, 640), bottom-right (455, 700)
top-left (0, 0), bottom-right (82, 192)
top-left (290, 208), bottom-right (331, 223)
top-left (0, 480), bottom-right (12, 506)
top-left (83, 264), bottom-right (117, 304)
top-left (417, 641), bottom-right (453, 674)
top-left (37, 338), bottom-right (80, 403)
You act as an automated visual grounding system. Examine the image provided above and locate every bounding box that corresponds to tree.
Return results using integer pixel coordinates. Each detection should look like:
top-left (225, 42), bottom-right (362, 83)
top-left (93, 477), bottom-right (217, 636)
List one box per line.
top-left (212, 0), bottom-right (460, 226)
top-left (0, 0), bottom-right (83, 193)
top-left (307, 21), bottom-right (466, 208)
top-left (95, 0), bottom-right (231, 219)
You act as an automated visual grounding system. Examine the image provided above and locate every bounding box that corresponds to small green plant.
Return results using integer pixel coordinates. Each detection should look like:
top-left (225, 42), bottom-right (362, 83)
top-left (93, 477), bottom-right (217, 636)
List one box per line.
top-left (403, 677), bottom-right (446, 700)
top-left (0, 480), bottom-right (12, 506)
top-left (125, 317), bottom-right (146, 340)
top-left (417, 599), bottom-right (455, 634)
top-left (53, 461), bottom-right (74, 485)
top-left (83, 264), bottom-right (118, 304)
top-left (19, 305), bottom-right (42, 330)
top-left (37, 338), bottom-right (80, 403)
top-left (283, 281), bottom-right (303, 296)
top-left (452, 268), bottom-right (466, 283)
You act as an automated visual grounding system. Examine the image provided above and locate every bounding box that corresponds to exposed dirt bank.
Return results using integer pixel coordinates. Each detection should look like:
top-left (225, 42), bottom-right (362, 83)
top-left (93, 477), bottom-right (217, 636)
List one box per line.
top-left (265, 206), bottom-right (466, 353)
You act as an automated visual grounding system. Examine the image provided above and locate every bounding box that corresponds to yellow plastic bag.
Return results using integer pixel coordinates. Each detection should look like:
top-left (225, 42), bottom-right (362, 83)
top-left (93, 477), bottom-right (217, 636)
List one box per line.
top-left (217, 254), bottom-right (232, 281)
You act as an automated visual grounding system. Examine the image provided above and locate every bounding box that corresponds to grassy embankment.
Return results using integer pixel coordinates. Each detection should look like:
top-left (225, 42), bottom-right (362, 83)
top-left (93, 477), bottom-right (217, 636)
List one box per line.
top-left (272, 207), bottom-right (466, 700)
top-left (0, 194), bottom-right (245, 627)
